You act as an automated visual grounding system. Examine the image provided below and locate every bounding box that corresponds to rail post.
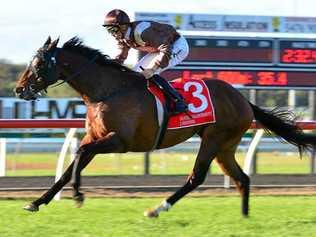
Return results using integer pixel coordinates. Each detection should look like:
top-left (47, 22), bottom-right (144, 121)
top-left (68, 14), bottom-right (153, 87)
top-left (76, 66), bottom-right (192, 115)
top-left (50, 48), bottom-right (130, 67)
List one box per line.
top-left (0, 138), bottom-right (6, 177)
top-left (70, 136), bottom-right (79, 163)
top-left (311, 149), bottom-right (316, 174)
top-left (54, 128), bottom-right (78, 200)
top-left (244, 129), bottom-right (264, 176)
top-left (144, 152), bottom-right (150, 175)
top-left (224, 175), bottom-right (230, 188)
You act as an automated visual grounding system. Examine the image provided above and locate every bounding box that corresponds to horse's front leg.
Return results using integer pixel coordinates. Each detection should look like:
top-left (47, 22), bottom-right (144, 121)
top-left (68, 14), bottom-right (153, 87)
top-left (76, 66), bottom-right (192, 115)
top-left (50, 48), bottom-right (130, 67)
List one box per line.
top-left (23, 135), bottom-right (94, 212)
top-left (70, 151), bottom-right (95, 207)
top-left (70, 132), bottom-right (126, 207)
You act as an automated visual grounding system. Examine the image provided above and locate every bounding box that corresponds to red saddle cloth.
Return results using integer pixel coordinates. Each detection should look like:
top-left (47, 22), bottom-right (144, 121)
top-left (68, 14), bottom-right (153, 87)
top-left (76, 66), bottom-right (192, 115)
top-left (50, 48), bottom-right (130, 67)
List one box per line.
top-left (148, 78), bottom-right (216, 129)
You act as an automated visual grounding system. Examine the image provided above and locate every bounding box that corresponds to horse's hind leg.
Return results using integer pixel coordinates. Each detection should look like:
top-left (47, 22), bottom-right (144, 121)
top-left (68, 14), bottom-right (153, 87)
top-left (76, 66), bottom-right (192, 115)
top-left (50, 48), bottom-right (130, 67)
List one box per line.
top-left (144, 138), bottom-right (219, 218)
top-left (216, 148), bottom-right (250, 216)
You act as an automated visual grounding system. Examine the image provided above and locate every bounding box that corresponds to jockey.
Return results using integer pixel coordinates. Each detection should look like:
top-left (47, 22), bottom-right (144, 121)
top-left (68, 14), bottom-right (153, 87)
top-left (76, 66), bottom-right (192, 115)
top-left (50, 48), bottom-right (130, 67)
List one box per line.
top-left (103, 9), bottom-right (189, 114)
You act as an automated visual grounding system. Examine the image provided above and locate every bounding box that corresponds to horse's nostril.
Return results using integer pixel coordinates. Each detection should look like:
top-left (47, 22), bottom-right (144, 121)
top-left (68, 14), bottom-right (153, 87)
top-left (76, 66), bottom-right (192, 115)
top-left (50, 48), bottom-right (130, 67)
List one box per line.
top-left (15, 87), bottom-right (24, 94)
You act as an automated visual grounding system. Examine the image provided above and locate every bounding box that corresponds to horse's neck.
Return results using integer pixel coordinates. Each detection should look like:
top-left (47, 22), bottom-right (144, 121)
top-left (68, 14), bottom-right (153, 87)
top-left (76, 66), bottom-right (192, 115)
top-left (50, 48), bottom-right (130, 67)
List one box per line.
top-left (59, 51), bottom-right (145, 102)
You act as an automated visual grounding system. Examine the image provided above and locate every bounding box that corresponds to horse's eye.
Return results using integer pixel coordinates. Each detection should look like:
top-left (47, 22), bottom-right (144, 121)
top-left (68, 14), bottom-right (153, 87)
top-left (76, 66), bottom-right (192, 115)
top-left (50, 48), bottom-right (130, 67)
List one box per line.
top-left (35, 63), bottom-right (45, 72)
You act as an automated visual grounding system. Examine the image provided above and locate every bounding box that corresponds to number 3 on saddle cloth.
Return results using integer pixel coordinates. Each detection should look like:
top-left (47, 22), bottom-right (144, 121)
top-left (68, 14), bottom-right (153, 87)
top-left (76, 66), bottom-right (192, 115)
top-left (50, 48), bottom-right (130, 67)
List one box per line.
top-left (147, 78), bottom-right (216, 129)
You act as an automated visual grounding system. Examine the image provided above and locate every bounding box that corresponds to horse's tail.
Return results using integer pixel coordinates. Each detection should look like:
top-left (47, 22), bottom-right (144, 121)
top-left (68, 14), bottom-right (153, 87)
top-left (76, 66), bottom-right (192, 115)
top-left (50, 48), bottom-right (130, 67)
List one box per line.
top-left (249, 102), bottom-right (316, 155)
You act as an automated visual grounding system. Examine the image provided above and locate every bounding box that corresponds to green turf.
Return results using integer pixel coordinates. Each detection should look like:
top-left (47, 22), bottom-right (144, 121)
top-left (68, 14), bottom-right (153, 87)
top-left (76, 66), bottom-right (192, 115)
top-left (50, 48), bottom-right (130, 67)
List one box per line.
top-left (0, 196), bottom-right (315, 237)
top-left (5, 151), bottom-right (312, 176)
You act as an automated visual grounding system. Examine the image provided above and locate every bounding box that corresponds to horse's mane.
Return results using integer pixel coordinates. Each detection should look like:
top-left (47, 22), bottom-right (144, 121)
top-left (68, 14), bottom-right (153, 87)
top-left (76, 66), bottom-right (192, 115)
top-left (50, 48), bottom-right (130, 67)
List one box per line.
top-left (62, 37), bottom-right (134, 73)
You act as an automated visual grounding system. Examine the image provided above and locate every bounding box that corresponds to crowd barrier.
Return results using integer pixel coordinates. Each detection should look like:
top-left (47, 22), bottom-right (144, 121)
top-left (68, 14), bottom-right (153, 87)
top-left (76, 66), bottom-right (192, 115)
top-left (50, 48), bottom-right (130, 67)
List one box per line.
top-left (0, 119), bottom-right (315, 198)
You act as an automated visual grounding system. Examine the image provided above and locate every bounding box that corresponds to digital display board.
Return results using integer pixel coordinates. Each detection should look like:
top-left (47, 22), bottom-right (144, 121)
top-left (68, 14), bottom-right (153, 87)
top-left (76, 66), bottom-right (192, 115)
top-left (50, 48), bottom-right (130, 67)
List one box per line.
top-left (180, 36), bottom-right (316, 68)
top-left (137, 36), bottom-right (316, 88)
top-left (184, 37), bottom-right (274, 65)
top-left (161, 68), bottom-right (316, 88)
top-left (279, 40), bottom-right (316, 66)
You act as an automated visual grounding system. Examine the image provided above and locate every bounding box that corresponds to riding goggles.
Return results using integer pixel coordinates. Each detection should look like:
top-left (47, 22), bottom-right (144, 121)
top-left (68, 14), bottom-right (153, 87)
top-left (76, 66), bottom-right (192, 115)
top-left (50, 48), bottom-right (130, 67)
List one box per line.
top-left (104, 25), bottom-right (120, 34)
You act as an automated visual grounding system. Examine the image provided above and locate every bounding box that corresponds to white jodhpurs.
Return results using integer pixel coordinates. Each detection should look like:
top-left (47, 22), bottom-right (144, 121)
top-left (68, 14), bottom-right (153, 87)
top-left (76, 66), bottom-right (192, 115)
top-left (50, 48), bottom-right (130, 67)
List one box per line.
top-left (133, 35), bottom-right (189, 74)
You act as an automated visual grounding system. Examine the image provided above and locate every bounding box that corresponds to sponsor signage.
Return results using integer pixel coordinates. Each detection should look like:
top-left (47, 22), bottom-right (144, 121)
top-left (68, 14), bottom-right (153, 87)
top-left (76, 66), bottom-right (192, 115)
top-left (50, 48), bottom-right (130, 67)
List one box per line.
top-left (222, 15), bottom-right (272, 32)
top-left (0, 98), bottom-right (86, 119)
top-left (135, 12), bottom-right (316, 34)
top-left (281, 17), bottom-right (316, 33)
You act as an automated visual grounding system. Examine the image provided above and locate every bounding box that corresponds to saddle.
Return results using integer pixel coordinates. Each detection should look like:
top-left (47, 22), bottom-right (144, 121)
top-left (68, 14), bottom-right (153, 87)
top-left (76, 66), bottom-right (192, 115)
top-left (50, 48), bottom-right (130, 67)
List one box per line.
top-left (147, 74), bottom-right (187, 115)
top-left (147, 76), bottom-right (216, 149)
top-left (148, 78), bottom-right (216, 129)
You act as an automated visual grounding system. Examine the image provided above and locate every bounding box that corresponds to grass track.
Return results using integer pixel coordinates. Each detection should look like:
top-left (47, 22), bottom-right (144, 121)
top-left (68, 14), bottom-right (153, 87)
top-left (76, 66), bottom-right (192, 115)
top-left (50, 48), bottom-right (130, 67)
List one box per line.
top-left (0, 196), bottom-right (315, 237)
top-left (6, 151), bottom-right (311, 176)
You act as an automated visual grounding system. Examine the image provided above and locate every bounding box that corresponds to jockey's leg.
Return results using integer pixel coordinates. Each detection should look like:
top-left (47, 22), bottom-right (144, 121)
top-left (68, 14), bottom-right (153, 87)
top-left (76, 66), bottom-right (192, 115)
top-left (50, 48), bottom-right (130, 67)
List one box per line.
top-left (133, 53), bottom-right (158, 72)
top-left (133, 38), bottom-right (189, 114)
top-left (134, 53), bottom-right (187, 114)
top-left (149, 74), bottom-right (187, 114)
top-left (133, 35), bottom-right (189, 73)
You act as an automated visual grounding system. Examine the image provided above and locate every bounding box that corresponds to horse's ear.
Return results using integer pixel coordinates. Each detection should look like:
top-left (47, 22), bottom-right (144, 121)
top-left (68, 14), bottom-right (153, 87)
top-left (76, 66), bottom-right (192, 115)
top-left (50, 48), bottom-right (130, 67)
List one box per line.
top-left (44, 36), bottom-right (51, 47)
top-left (50, 37), bottom-right (59, 48)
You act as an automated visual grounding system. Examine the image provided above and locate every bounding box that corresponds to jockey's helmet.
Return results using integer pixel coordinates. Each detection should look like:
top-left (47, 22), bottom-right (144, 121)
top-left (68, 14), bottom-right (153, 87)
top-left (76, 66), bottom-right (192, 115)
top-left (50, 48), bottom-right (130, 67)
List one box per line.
top-left (103, 9), bottom-right (130, 27)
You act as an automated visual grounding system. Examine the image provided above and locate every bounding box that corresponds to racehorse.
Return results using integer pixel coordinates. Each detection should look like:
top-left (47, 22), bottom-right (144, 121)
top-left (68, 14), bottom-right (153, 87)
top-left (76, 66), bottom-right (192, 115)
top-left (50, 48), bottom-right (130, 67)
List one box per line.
top-left (15, 36), bottom-right (316, 217)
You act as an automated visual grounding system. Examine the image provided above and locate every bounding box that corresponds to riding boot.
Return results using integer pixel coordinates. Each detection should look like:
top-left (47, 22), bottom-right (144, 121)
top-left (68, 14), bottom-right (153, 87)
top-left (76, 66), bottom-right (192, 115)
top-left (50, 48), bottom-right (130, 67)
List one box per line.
top-left (150, 74), bottom-right (188, 114)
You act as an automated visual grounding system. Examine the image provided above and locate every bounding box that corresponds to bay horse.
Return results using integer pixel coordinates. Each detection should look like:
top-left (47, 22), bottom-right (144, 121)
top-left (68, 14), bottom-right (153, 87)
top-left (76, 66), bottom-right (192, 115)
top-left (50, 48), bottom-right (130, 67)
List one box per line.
top-left (15, 37), bottom-right (316, 217)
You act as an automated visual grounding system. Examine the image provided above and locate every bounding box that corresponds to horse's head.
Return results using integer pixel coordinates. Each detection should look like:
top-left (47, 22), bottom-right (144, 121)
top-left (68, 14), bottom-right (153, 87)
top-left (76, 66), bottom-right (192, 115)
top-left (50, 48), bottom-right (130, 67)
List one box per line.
top-left (15, 36), bottom-right (60, 100)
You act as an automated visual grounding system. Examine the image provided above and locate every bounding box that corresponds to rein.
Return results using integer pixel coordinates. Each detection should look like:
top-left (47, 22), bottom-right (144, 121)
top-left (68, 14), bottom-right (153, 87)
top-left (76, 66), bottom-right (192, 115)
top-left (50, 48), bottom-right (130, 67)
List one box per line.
top-left (51, 52), bottom-right (99, 88)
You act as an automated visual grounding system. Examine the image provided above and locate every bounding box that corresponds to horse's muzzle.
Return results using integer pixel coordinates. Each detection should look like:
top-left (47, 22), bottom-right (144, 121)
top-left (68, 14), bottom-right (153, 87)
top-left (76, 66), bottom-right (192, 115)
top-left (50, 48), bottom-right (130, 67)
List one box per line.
top-left (14, 86), bottom-right (38, 101)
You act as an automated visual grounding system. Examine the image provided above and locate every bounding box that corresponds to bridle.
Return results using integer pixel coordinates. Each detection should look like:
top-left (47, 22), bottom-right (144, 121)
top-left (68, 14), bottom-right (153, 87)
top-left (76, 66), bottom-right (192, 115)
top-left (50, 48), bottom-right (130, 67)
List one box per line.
top-left (28, 47), bottom-right (59, 93)
top-left (28, 47), bottom-right (98, 92)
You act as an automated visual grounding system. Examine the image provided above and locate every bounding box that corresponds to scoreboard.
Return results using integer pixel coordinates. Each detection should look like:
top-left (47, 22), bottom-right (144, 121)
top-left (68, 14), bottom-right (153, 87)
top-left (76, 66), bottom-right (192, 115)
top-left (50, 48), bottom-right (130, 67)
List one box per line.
top-left (161, 68), bottom-right (315, 88)
top-left (182, 37), bottom-right (274, 65)
top-left (280, 40), bottom-right (316, 65)
top-left (160, 36), bottom-right (316, 88)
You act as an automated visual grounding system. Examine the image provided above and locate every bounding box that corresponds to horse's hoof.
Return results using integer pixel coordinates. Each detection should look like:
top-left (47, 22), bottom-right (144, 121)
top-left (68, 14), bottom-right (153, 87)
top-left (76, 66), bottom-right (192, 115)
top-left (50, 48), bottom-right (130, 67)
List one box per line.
top-left (144, 209), bottom-right (159, 218)
top-left (73, 193), bottom-right (85, 208)
top-left (23, 203), bottom-right (39, 212)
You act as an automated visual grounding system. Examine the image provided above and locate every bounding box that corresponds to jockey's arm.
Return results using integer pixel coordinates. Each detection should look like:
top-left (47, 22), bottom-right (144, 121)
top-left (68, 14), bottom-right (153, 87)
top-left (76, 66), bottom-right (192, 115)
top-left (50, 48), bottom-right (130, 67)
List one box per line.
top-left (153, 43), bottom-right (172, 70)
top-left (141, 25), bottom-right (176, 71)
top-left (115, 41), bottom-right (130, 64)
